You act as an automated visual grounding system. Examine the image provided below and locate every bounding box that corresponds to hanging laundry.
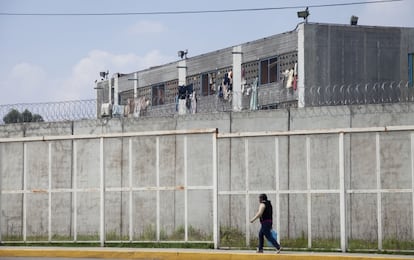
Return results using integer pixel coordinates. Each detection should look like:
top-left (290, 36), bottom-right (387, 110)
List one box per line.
top-left (178, 99), bottom-right (186, 115)
top-left (293, 63), bottom-right (298, 91)
top-left (112, 104), bottom-right (124, 118)
top-left (286, 68), bottom-right (294, 88)
top-left (217, 84), bottom-right (223, 98)
top-left (124, 98), bottom-right (134, 117)
top-left (133, 97), bottom-right (149, 118)
top-left (222, 72), bottom-right (232, 100)
top-left (190, 92), bottom-right (197, 114)
top-left (223, 83), bottom-right (229, 100)
top-left (228, 70), bottom-right (233, 90)
top-left (178, 85), bottom-right (187, 99)
top-left (250, 77), bottom-right (258, 110)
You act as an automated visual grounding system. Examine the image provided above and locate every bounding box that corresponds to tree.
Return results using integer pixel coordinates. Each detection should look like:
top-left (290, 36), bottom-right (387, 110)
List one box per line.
top-left (3, 109), bottom-right (44, 124)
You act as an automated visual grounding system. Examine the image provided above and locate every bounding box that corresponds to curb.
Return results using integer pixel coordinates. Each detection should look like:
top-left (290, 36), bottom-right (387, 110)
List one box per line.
top-left (0, 247), bottom-right (411, 260)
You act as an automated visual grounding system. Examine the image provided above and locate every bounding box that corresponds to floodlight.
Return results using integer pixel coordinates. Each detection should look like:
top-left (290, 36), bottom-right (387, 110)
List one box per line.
top-left (297, 7), bottom-right (309, 23)
top-left (99, 70), bottom-right (109, 79)
top-left (177, 49), bottom-right (188, 59)
top-left (350, 15), bottom-right (358, 26)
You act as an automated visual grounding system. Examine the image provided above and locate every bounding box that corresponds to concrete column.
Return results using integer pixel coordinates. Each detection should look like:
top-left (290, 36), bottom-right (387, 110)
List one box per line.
top-left (297, 23), bottom-right (306, 108)
top-left (108, 77), bottom-right (112, 104)
top-left (114, 73), bottom-right (119, 105)
top-left (178, 60), bottom-right (187, 86)
top-left (232, 45), bottom-right (242, 111)
top-left (133, 72), bottom-right (138, 99)
top-left (178, 60), bottom-right (187, 115)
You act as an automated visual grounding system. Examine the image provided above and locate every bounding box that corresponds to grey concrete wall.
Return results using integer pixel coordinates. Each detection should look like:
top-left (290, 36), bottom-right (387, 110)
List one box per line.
top-left (304, 24), bottom-right (410, 86)
top-left (1, 103), bottom-right (414, 247)
top-left (304, 24), bottom-right (414, 106)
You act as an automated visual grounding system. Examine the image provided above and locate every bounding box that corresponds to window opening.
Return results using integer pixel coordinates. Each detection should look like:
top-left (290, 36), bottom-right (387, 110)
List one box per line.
top-left (260, 57), bottom-right (278, 85)
top-left (201, 72), bottom-right (217, 96)
top-left (152, 84), bottom-right (165, 106)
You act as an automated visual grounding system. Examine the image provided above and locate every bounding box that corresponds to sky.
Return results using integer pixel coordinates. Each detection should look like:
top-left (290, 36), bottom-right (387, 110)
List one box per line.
top-left (0, 0), bottom-right (413, 105)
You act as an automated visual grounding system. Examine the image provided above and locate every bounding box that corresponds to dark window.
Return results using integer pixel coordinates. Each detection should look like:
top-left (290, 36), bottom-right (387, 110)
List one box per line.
top-left (201, 72), bottom-right (216, 96)
top-left (409, 53), bottom-right (413, 87)
top-left (152, 84), bottom-right (165, 106)
top-left (260, 57), bottom-right (278, 85)
top-left (201, 74), bottom-right (209, 96)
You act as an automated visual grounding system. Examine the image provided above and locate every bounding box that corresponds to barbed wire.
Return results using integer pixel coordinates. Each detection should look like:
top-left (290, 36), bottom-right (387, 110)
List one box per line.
top-left (305, 81), bottom-right (414, 107)
top-left (0, 99), bottom-right (96, 124)
top-left (1, 82), bottom-right (413, 125)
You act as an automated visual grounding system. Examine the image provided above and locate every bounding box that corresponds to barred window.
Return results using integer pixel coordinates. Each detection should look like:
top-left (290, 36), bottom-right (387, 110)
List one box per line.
top-left (152, 84), bottom-right (165, 106)
top-left (201, 72), bottom-right (217, 96)
top-left (260, 57), bottom-right (278, 85)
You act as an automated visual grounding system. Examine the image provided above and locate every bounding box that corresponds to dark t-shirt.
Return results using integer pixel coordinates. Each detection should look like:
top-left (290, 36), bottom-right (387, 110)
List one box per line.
top-left (260, 200), bottom-right (273, 223)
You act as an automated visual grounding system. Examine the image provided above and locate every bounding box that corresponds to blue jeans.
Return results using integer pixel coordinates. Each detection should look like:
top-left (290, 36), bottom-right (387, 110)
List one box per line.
top-left (258, 221), bottom-right (280, 250)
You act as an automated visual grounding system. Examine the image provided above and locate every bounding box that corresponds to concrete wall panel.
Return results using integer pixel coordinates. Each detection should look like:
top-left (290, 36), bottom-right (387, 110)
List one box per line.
top-left (1, 143), bottom-right (23, 190)
top-left (380, 132), bottom-right (411, 189)
top-left (350, 133), bottom-right (377, 190)
top-left (247, 137), bottom-right (276, 191)
top-left (26, 142), bottom-right (48, 190)
top-left (159, 190), bottom-right (178, 239)
top-left (310, 135), bottom-right (339, 190)
top-left (188, 189), bottom-right (212, 239)
top-left (51, 192), bottom-right (72, 238)
top-left (76, 139), bottom-right (100, 189)
top-left (289, 136), bottom-right (307, 191)
top-left (26, 193), bottom-right (48, 239)
top-left (133, 191), bottom-right (156, 240)
top-left (382, 193), bottom-right (412, 241)
top-left (105, 192), bottom-right (127, 238)
top-left (348, 193), bottom-right (378, 241)
top-left (1, 194), bottom-right (23, 239)
top-left (51, 141), bottom-right (73, 189)
top-left (311, 194), bottom-right (340, 241)
top-left (77, 191), bottom-right (100, 237)
top-left (286, 194), bottom-right (308, 238)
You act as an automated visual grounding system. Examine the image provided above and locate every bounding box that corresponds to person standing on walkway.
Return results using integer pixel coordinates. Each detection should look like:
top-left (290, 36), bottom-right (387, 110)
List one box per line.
top-left (250, 193), bottom-right (281, 253)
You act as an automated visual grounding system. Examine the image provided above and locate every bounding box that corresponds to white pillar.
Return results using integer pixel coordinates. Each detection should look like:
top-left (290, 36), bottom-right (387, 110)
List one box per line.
top-left (306, 137), bottom-right (312, 248)
top-left (100, 137), bottom-right (105, 247)
top-left (297, 23), bottom-right (306, 108)
top-left (128, 138), bottom-right (133, 242)
top-left (232, 46), bottom-right (242, 111)
top-left (114, 73), bottom-right (119, 105)
top-left (133, 72), bottom-right (138, 99)
top-left (178, 60), bottom-right (187, 86)
top-left (108, 77), bottom-right (112, 104)
top-left (376, 133), bottom-right (382, 250)
top-left (212, 131), bottom-right (218, 248)
top-left (178, 60), bottom-right (187, 115)
top-left (339, 133), bottom-right (347, 252)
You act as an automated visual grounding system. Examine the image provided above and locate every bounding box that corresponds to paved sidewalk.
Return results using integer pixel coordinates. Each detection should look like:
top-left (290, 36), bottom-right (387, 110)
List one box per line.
top-left (0, 247), bottom-right (413, 259)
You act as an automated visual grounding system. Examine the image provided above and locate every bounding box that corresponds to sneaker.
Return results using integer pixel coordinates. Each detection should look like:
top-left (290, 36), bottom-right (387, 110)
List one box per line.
top-left (256, 248), bottom-right (263, 253)
top-left (276, 247), bottom-right (282, 254)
